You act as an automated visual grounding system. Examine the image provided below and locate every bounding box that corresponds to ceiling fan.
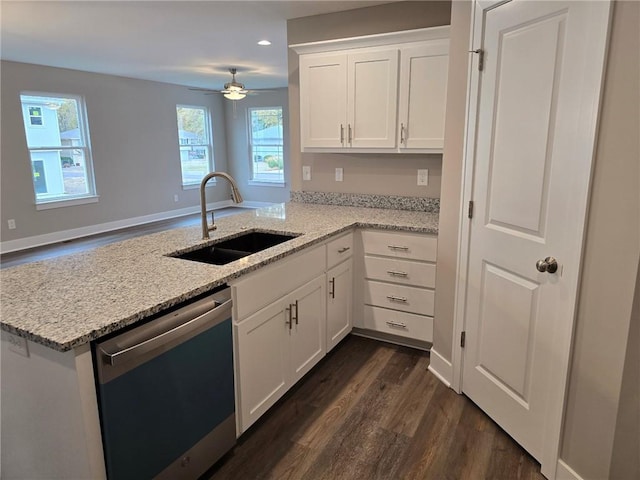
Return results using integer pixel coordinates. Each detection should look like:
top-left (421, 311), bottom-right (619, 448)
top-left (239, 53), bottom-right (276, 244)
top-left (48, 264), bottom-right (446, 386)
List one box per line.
top-left (189, 68), bottom-right (270, 101)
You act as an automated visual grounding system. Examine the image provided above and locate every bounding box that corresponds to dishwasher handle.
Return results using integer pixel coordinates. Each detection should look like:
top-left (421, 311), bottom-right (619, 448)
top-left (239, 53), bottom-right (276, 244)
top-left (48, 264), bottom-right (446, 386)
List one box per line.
top-left (96, 291), bottom-right (232, 384)
top-left (101, 298), bottom-right (231, 367)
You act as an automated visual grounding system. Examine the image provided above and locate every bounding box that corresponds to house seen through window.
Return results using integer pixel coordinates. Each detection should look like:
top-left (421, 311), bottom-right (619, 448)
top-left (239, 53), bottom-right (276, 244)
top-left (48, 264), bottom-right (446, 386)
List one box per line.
top-left (249, 107), bottom-right (284, 184)
top-left (176, 105), bottom-right (213, 187)
top-left (19, 93), bottom-right (96, 206)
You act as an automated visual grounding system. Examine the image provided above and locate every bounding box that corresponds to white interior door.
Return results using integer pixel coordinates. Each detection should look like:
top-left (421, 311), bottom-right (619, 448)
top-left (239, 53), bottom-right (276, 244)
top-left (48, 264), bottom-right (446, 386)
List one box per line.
top-left (460, 0), bottom-right (611, 476)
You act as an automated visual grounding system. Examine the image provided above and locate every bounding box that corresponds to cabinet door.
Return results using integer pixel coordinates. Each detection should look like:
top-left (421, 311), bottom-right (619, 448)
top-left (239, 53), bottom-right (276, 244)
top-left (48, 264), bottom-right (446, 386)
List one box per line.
top-left (235, 300), bottom-right (289, 433)
top-left (327, 259), bottom-right (353, 352)
top-left (398, 41), bottom-right (449, 150)
top-left (347, 49), bottom-right (399, 148)
top-left (288, 276), bottom-right (326, 384)
top-left (299, 54), bottom-right (347, 148)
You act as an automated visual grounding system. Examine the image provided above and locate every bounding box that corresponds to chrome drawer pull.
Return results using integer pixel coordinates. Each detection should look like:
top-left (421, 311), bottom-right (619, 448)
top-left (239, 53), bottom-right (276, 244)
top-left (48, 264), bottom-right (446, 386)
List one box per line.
top-left (285, 306), bottom-right (292, 330)
top-left (386, 320), bottom-right (407, 329)
top-left (386, 295), bottom-right (408, 303)
top-left (387, 270), bottom-right (408, 277)
top-left (387, 245), bottom-right (409, 251)
top-left (337, 247), bottom-right (350, 253)
top-left (292, 300), bottom-right (299, 325)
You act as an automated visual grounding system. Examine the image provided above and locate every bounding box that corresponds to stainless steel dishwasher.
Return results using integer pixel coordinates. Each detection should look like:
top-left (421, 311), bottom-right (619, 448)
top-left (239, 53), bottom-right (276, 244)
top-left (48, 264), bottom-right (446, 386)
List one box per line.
top-left (94, 287), bottom-right (235, 480)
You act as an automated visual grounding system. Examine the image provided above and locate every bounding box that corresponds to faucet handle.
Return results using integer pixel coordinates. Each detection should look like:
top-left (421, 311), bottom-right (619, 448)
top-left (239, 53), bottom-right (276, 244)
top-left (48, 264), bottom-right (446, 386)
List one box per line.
top-left (208, 211), bottom-right (217, 231)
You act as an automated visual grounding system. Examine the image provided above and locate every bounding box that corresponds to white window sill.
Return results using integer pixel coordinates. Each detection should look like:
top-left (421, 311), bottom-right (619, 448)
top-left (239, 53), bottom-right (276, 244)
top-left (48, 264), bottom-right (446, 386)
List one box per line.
top-left (248, 181), bottom-right (286, 188)
top-left (182, 180), bottom-right (216, 190)
top-left (35, 195), bottom-right (100, 210)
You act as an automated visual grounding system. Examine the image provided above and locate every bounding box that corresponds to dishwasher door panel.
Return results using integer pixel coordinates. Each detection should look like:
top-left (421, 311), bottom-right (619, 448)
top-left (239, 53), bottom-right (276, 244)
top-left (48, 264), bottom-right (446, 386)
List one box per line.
top-left (97, 317), bottom-right (234, 480)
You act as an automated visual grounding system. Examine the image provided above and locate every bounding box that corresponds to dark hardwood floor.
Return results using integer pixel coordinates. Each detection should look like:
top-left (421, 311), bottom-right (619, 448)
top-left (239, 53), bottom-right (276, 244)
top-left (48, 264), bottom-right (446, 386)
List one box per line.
top-left (0, 206), bottom-right (253, 269)
top-left (205, 336), bottom-right (545, 480)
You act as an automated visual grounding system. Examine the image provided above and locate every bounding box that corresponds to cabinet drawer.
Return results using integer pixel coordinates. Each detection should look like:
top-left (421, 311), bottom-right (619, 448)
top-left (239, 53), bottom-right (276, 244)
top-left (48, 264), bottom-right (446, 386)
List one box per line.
top-left (363, 280), bottom-right (434, 316)
top-left (361, 230), bottom-right (437, 262)
top-left (363, 305), bottom-right (433, 342)
top-left (233, 246), bottom-right (325, 320)
top-left (326, 231), bottom-right (354, 269)
top-left (363, 255), bottom-right (435, 288)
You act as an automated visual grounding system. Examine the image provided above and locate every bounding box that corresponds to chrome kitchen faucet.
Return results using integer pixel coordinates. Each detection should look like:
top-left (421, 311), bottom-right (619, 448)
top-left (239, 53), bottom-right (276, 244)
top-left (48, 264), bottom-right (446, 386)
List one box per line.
top-left (200, 172), bottom-right (243, 239)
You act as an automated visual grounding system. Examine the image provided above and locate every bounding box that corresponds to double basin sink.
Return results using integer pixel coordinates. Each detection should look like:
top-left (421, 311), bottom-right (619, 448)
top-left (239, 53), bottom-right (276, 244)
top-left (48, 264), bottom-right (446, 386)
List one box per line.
top-left (170, 231), bottom-right (298, 265)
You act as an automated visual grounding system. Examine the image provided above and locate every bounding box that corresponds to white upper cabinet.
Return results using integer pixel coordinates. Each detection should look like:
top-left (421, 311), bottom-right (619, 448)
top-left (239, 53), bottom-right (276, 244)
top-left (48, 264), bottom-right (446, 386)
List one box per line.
top-left (299, 54), bottom-right (348, 148)
top-left (292, 26), bottom-right (450, 153)
top-left (347, 49), bottom-right (399, 148)
top-left (398, 40), bottom-right (449, 150)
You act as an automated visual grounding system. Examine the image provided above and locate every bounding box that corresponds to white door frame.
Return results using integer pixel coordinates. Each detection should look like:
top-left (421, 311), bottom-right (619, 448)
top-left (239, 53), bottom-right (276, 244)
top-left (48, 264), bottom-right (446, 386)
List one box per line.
top-left (450, 0), bottom-right (612, 478)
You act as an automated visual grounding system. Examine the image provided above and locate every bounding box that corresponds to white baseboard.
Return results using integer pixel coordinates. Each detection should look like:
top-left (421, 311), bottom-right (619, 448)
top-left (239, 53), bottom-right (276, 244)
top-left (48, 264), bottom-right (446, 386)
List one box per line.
top-left (428, 348), bottom-right (453, 387)
top-left (0, 200), bottom-right (236, 254)
top-left (238, 201), bottom-right (276, 209)
top-left (555, 459), bottom-right (584, 480)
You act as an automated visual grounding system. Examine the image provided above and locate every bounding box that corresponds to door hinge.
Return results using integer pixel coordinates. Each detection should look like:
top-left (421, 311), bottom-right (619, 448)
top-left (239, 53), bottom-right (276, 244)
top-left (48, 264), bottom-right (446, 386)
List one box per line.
top-left (468, 201), bottom-right (474, 219)
top-left (460, 331), bottom-right (466, 348)
top-left (470, 49), bottom-right (484, 71)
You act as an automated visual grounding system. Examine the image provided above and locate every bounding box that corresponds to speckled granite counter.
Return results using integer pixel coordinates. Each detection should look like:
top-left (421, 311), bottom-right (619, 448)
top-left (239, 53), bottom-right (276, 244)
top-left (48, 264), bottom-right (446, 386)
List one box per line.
top-left (0, 202), bottom-right (438, 352)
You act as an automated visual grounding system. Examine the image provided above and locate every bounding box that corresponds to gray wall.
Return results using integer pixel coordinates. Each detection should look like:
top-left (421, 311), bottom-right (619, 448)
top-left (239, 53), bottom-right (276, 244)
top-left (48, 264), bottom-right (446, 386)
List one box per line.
top-left (432, 0), bottom-right (471, 361)
top-left (559, 1), bottom-right (640, 476)
top-left (0, 61), bottom-right (230, 244)
top-left (434, 1), bottom-right (640, 478)
top-left (224, 88), bottom-right (290, 204)
top-left (287, 1), bottom-right (451, 198)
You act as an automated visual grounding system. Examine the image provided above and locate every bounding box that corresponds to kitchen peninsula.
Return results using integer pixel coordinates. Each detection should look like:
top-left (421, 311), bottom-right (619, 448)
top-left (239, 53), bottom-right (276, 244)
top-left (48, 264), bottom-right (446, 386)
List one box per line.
top-left (1, 201), bottom-right (438, 478)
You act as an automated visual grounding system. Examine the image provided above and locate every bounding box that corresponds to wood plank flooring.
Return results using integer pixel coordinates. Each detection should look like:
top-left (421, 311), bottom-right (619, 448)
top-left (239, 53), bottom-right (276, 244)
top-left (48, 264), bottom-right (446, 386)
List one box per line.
top-left (205, 336), bottom-right (545, 480)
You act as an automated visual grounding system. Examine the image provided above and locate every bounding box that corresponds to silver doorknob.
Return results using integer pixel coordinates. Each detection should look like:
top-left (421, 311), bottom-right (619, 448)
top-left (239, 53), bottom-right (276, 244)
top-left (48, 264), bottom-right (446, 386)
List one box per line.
top-left (536, 257), bottom-right (558, 274)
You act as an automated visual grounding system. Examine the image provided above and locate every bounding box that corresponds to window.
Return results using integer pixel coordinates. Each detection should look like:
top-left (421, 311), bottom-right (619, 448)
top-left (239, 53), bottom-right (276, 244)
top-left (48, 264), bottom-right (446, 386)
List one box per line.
top-left (176, 105), bottom-right (213, 187)
top-left (248, 107), bottom-right (284, 184)
top-left (20, 93), bottom-right (97, 207)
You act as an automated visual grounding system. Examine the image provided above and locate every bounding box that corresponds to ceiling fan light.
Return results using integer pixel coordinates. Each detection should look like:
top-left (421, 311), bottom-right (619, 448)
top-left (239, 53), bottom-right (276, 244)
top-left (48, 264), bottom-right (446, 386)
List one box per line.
top-left (224, 91), bottom-right (246, 100)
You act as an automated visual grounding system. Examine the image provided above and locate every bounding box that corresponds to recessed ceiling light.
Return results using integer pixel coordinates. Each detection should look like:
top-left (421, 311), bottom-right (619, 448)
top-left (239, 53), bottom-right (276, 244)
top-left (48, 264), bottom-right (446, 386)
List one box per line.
top-left (257, 40), bottom-right (272, 46)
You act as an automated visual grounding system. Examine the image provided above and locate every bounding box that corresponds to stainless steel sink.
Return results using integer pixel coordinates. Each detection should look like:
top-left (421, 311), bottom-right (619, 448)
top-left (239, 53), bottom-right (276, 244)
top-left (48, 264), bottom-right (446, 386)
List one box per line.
top-left (170, 231), bottom-right (298, 265)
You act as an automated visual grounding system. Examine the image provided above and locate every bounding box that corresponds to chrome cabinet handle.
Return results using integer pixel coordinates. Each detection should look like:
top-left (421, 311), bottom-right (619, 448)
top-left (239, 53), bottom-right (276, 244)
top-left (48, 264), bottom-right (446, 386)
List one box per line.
top-left (337, 246), bottom-right (350, 253)
top-left (536, 256), bottom-right (558, 274)
top-left (285, 306), bottom-right (292, 330)
top-left (329, 277), bottom-right (335, 299)
top-left (387, 245), bottom-right (409, 252)
top-left (387, 270), bottom-right (408, 278)
top-left (386, 295), bottom-right (408, 303)
top-left (400, 123), bottom-right (406, 144)
top-left (348, 124), bottom-right (352, 144)
top-left (386, 320), bottom-right (407, 329)
top-left (292, 300), bottom-right (299, 325)
top-left (340, 124), bottom-right (344, 144)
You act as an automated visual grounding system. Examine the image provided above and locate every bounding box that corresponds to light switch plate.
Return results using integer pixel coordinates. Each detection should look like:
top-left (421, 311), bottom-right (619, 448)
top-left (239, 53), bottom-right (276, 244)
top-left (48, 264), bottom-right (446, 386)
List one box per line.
top-left (302, 165), bottom-right (311, 181)
top-left (417, 169), bottom-right (429, 186)
top-left (335, 168), bottom-right (343, 182)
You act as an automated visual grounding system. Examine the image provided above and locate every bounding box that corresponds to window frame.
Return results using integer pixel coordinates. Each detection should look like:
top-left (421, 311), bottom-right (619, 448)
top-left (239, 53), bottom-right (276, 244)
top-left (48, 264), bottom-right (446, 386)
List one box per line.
top-left (247, 106), bottom-right (285, 186)
top-left (20, 91), bottom-right (98, 209)
top-left (176, 104), bottom-right (215, 189)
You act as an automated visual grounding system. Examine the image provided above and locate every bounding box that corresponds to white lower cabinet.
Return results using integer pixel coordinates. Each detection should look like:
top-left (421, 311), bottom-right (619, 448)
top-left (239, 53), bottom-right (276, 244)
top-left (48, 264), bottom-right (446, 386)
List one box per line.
top-left (233, 227), bottom-right (436, 434)
top-left (357, 229), bottom-right (437, 345)
top-left (326, 258), bottom-right (353, 352)
top-left (234, 275), bottom-right (326, 433)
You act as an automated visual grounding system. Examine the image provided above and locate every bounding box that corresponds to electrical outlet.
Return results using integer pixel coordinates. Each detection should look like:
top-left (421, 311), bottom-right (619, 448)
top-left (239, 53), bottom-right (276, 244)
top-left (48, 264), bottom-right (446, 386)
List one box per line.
top-left (6, 333), bottom-right (29, 357)
top-left (173, 194), bottom-right (179, 202)
top-left (417, 169), bottom-right (429, 186)
top-left (7, 219), bottom-right (16, 230)
top-left (302, 165), bottom-right (311, 181)
top-left (335, 168), bottom-right (344, 182)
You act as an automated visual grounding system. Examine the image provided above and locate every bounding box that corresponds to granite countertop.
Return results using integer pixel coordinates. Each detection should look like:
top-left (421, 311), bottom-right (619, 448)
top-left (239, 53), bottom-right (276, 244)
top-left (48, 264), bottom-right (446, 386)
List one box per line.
top-left (0, 202), bottom-right (438, 352)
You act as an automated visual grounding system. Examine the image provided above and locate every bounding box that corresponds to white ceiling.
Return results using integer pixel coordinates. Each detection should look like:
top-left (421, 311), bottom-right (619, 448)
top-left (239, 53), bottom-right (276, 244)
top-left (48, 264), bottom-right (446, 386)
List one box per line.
top-left (1, 1), bottom-right (395, 91)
